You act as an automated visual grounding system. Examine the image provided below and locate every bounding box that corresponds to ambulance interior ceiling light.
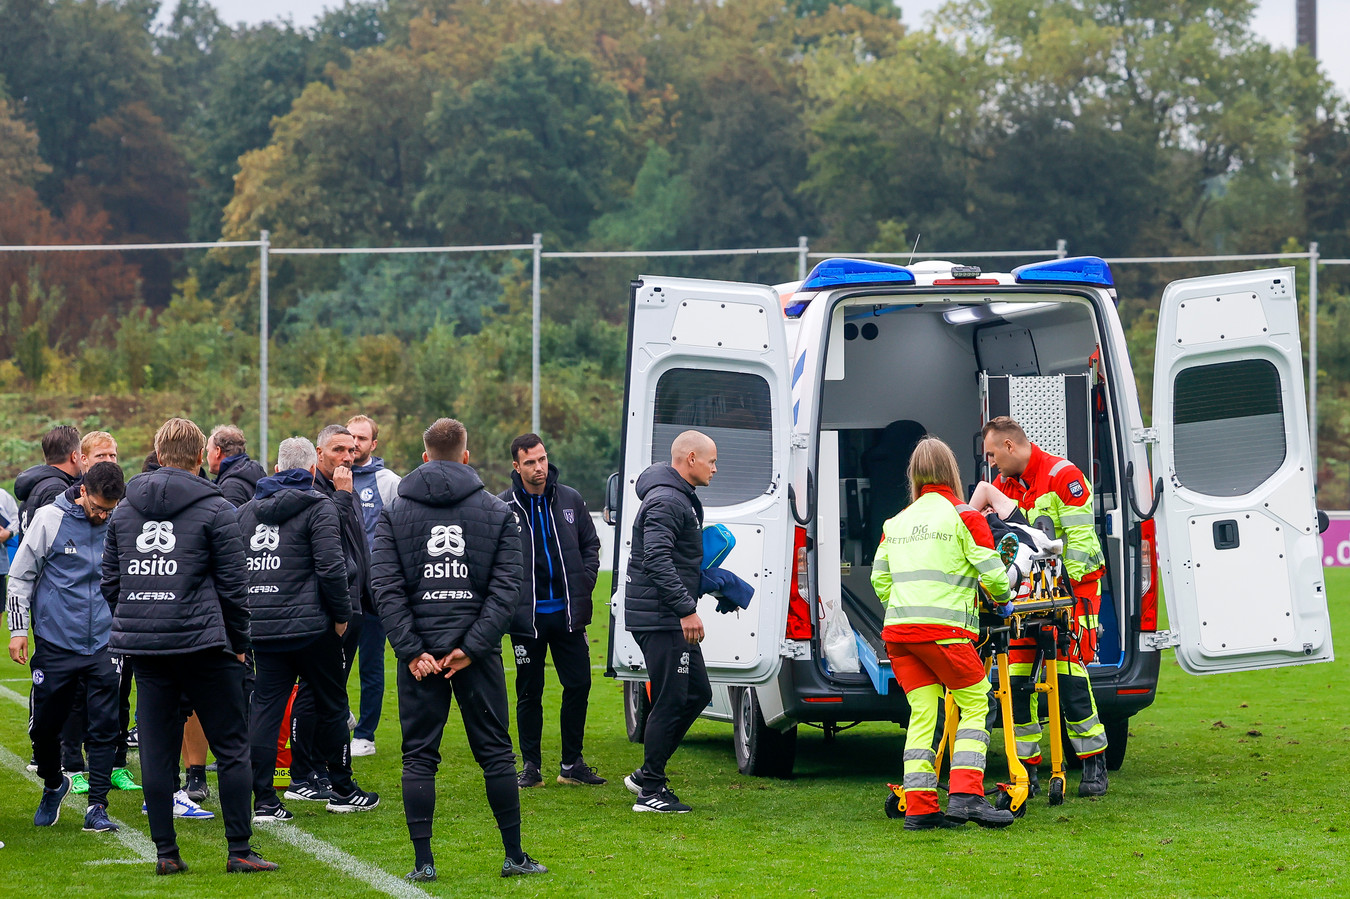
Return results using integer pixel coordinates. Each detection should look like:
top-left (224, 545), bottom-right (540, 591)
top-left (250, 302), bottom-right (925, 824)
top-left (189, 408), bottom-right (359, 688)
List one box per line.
top-left (942, 301), bottom-right (1056, 325)
top-left (1012, 255), bottom-right (1114, 287)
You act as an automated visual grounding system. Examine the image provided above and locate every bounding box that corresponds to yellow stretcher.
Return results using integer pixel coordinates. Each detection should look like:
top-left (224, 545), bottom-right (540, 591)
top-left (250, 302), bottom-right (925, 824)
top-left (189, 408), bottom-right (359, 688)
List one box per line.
top-left (885, 541), bottom-right (1077, 819)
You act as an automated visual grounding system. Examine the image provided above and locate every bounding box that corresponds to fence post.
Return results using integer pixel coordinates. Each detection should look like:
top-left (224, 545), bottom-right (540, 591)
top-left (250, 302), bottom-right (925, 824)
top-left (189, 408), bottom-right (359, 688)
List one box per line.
top-left (259, 229), bottom-right (270, 470)
top-left (532, 232), bottom-right (542, 435)
top-left (1310, 240), bottom-right (1319, 482)
top-left (798, 236), bottom-right (809, 281)
top-left (1056, 239), bottom-right (1067, 259)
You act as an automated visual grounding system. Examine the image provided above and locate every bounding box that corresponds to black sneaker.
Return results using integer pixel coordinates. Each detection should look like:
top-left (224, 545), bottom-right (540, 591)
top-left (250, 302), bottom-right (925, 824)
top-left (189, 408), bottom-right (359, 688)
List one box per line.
top-left (283, 778), bottom-right (332, 802)
top-left (155, 855), bottom-right (188, 876)
top-left (516, 763), bottom-right (543, 789)
top-left (125, 726), bottom-right (138, 750)
top-left (558, 759), bottom-right (607, 786)
top-left (226, 849), bottom-right (279, 873)
top-left (623, 768), bottom-right (644, 795)
top-left (252, 804), bottom-right (294, 824)
top-left (185, 767), bottom-right (210, 802)
top-left (632, 787), bottom-right (691, 813)
top-left (405, 864), bottom-right (437, 882)
top-left (501, 853), bottom-right (549, 877)
top-left (326, 784), bottom-right (380, 813)
top-left (34, 773), bottom-right (72, 826)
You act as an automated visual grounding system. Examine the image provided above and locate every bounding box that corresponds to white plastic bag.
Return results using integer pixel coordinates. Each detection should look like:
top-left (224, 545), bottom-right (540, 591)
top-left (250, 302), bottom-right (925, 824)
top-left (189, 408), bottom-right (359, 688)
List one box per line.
top-left (819, 592), bottom-right (860, 674)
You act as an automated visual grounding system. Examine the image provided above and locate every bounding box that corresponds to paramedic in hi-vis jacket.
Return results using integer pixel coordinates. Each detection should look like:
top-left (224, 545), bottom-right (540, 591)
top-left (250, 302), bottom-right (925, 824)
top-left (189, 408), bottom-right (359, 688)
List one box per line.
top-left (870, 437), bottom-right (1016, 830)
top-left (982, 416), bottom-right (1109, 797)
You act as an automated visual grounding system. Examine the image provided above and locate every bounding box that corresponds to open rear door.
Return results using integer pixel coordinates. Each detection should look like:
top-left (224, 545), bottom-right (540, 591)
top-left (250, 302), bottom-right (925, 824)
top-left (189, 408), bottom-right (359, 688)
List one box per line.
top-left (1152, 267), bottom-right (1333, 674)
top-left (609, 276), bottom-right (793, 685)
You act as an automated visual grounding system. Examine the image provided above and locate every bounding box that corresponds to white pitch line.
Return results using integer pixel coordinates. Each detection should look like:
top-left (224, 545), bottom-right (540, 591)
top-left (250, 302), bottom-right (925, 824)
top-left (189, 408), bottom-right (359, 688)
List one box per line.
top-left (0, 742), bottom-right (157, 863)
top-left (262, 824), bottom-right (432, 899)
top-left (1, 680), bottom-right (429, 897)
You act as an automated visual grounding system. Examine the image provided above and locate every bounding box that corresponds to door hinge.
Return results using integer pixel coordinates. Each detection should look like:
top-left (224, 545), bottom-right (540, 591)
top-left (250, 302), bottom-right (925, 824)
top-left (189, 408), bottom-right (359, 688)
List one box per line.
top-left (779, 640), bottom-right (811, 660)
top-left (1132, 428), bottom-right (1158, 444)
top-left (791, 435), bottom-right (809, 449)
top-left (1139, 630), bottom-right (1179, 651)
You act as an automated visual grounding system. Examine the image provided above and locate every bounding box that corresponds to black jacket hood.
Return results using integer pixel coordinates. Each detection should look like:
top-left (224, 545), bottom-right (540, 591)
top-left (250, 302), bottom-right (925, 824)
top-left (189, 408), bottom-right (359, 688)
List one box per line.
top-left (125, 466), bottom-right (221, 518)
top-left (15, 464), bottom-right (75, 502)
top-left (399, 461), bottom-right (486, 507)
top-left (253, 485), bottom-right (326, 525)
top-left (635, 463), bottom-right (695, 501)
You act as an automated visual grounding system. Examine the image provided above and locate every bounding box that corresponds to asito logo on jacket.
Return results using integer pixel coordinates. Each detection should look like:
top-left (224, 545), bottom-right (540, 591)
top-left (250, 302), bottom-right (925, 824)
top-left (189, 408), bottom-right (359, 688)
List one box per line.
top-left (135, 521), bottom-right (176, 553)
top-left (129, 521), bottom-right (178, 575)
top-left (249, 523), bottom-right (280, 552)
top-left (424, 524), bottom-right (468, 579)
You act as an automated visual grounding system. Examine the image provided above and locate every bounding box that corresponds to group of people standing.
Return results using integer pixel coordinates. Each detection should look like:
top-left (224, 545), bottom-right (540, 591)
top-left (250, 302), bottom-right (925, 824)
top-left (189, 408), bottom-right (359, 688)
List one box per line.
top-left (5, 413), bottom-right (607, 881)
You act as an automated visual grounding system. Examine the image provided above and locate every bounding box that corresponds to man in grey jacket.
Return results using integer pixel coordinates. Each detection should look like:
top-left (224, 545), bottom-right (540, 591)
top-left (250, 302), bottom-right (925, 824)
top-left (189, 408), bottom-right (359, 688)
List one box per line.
top-left (7, 462), bottom-right (125, 833)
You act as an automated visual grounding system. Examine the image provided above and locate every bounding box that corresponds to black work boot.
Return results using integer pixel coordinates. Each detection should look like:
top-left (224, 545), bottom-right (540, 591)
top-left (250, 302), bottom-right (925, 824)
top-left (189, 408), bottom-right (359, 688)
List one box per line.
top-left (1026, 765), bottom-right (1040, 797)
top-left (945, 793), bottom-right (1016, 828)
top-left (904, 812), bottom-right (961, 831)
top-left (1078, 753), bottom-right (1109, 797)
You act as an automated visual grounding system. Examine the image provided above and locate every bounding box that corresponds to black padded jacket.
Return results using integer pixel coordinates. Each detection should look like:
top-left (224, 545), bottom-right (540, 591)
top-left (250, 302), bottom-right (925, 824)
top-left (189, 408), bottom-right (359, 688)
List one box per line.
top-left (15, 464), bottom-right (76, 532)
top-left (101, 466), bottom-right (251, 656)
top-left (236, 471), bottom-right (351, 645)
top-left (623, 463), bottom-right (704, 633)
top-left (216, 455), bottom-right (266, 508)
top-left (315, 469), bottom-right (373, 613)
top-left (370, 460), bottom-right (522, 664)
top-left (498, 465), bottom-right (600, 638)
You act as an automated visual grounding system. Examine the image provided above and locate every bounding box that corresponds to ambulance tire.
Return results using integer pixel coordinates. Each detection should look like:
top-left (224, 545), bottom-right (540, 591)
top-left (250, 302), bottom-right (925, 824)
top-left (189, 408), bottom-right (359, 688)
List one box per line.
top-left (624, 680), bottom-right (652, 744)
top-left (1104, 716), bottom-right (1129, 771)
top-left (733, 687), bottom-right (797, 778)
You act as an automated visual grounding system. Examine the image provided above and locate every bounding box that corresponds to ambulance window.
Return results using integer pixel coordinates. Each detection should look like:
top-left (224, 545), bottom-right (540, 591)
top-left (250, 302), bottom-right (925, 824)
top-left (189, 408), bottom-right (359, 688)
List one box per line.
top-left (652, 369), bottom-right (772, 506)
top-left (1172, 359), bottom-right (1285, 496)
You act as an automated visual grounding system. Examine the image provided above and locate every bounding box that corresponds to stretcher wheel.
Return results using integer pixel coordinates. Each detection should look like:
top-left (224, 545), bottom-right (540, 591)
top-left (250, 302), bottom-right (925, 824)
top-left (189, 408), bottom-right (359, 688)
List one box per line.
top-left (994, 788), bottom-right (1027, 818)
top-left (1048, 777), bottom-right (1065, 806)
top-left (885, 792), bottom-right (904, 819)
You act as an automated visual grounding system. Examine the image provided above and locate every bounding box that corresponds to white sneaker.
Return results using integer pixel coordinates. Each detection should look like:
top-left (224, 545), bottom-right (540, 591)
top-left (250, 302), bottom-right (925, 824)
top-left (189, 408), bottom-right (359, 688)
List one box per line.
top-left (143, 790), bottom-right (215, 819)
top-left (350, 738), bottom-right (376, 757)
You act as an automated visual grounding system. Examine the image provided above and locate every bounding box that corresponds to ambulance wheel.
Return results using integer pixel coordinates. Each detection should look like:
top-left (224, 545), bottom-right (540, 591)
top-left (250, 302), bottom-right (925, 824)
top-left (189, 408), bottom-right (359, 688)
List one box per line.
top-left (732, 687), bottom-right (797, 778)
top-left (1104, 717), bottom-right (1129, 771)
top-left (884, 792), bottom-right (904, 819)
top-left (624, 680), bottom-right (651, 744)
top-left (1048, 777), bottom-right (1065, 806)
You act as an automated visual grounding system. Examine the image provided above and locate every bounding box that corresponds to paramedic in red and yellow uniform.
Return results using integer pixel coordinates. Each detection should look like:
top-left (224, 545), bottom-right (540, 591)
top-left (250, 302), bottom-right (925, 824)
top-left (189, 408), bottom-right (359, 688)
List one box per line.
top-left (983, 416), bottom-right (1109, 797)
top-left (871, 437), bottom-right (1015, 830)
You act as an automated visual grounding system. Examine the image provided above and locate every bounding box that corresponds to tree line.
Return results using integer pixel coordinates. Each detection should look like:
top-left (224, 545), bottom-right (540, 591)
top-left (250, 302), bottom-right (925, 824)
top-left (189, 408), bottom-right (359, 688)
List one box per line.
top-left (2, 0), bottom-right (1350, 501)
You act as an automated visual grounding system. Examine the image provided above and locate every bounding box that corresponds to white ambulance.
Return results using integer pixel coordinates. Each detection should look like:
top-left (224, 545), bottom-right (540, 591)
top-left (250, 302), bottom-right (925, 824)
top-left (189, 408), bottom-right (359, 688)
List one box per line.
top-left (604, 257), bottom-right (1333, 777)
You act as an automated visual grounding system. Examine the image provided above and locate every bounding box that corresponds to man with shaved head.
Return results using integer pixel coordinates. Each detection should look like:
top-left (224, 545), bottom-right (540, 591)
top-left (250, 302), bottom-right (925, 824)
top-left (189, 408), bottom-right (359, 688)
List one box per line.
top-left (622, 430), bottom-right (717, 814)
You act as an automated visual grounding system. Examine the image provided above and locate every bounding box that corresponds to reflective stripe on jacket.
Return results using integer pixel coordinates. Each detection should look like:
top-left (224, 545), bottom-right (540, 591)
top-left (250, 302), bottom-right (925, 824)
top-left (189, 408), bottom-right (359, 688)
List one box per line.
top-left (993, 444), bottom-right (1104, 583)
top-left (872, 484), bottom-right (1010, 643)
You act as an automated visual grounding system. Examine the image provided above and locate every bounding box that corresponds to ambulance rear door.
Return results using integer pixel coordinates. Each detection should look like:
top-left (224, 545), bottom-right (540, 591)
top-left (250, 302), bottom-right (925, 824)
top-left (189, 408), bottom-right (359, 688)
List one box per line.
top-left (609, 276), bottom-right (794, 685)
top-left (1151, 267), bottom-right (1333, 674)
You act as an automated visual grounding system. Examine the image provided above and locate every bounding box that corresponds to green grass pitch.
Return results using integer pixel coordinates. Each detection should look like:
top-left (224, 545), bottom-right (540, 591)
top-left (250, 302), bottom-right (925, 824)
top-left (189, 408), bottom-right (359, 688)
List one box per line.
top-left (1, 571), bottom-right (1347, 896)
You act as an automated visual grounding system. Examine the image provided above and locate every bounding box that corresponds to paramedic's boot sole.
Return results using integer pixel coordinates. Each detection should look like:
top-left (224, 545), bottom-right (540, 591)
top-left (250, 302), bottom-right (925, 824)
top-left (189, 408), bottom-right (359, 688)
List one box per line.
top-left (1078, 753), bottom-right (1109, 798)
top-left (904, 813), bottom-right (961, 830)
top-left (945, 793), bottom-right (1015, 828)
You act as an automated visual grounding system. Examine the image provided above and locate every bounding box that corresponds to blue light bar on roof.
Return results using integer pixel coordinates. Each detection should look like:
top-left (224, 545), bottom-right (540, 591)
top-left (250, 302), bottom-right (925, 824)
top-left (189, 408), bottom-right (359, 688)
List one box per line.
top-left (801, 258), bottom-right (916, 292)
top-left (1012, 255), bottom-right (1114, 287)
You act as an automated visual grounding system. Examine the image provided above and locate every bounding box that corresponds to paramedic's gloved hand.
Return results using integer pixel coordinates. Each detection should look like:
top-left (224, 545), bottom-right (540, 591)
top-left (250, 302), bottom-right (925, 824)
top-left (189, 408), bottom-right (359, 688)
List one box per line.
top-left (994, 601), bottom-right (1015, 618)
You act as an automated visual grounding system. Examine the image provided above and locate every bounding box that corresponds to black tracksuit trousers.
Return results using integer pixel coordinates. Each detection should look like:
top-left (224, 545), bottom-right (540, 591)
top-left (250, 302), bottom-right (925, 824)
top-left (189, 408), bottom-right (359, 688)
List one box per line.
top-left (30, 642), bottom-right (120, 808)
top-left (634, 629), bottom-right (712, 794)
top-left (397, 653), bottom-right (521, 856)
top-left (511, 611), bottom-right (591, 770)
top-left (290, 614), bottom-right (360, 781)
top-left (250, 628), bottom-right (354, 808)
top-left (57, 659), bottom-right (133, 772)
top-left (132, 650), bottom-right (253, 858)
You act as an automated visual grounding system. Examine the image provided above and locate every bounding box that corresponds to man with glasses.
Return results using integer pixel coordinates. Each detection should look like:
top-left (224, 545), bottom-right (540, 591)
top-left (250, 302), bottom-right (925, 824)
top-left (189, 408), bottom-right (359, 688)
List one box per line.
top-left (7, 462), bottom-right (126, 833)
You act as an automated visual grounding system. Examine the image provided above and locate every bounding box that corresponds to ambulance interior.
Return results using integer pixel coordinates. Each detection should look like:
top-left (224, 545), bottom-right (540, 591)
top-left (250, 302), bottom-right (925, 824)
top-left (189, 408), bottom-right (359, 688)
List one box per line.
top-left (816, 294), bottom-right (1127, 686)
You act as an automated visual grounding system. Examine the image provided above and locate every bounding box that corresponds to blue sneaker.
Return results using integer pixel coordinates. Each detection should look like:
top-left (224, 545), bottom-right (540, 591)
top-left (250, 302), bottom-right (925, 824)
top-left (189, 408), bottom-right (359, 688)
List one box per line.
top-left (35, 773), bottom-right (72, 826)
top-left (83, 803), bottom-right (119, 832)
top-left (143, 790), bottom-right (215, 819)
